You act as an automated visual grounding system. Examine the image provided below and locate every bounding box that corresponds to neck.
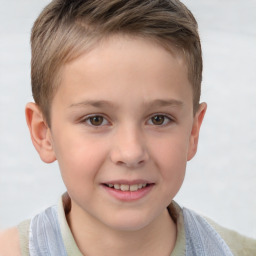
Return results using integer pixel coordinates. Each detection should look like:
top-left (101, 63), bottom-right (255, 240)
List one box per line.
top-left (66, 202), bottom-right (177, 256)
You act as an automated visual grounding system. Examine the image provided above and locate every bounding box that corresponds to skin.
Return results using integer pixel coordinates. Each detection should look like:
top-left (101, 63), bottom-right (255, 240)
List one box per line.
top-left (0, 35), bottom-right (206, 256)
top-left (0, 228), bottom-right (20, 256)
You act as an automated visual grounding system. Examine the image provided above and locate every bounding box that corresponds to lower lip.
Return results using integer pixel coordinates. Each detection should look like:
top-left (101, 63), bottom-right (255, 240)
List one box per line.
top-left (102, 184), bottom-right (154, 202)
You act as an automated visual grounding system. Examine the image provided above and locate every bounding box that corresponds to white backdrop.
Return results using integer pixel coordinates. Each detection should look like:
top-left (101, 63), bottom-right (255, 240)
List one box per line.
top-left (0, 0), bottom-right (255, 238)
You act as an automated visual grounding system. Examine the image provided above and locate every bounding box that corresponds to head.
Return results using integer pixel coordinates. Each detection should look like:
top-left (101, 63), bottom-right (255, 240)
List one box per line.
top-left (31, 0), bottom-right (203, 126)
top-left (26, 0), bottom-right (206, 233)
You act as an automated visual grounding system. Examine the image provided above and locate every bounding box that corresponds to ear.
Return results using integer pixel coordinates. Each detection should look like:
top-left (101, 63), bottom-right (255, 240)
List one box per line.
top-left (25, 102), bottom-right (56, 163)
top-left (187, 102), bottom-right (207, 161)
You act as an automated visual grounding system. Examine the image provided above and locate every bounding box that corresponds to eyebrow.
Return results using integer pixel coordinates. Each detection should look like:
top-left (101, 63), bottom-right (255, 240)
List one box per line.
top-left (69, 99), bottom-right (184, 109)
top-left (145, 99), bottom-right (184, 108)
top-left (69, 100), bottom-right (115, 109)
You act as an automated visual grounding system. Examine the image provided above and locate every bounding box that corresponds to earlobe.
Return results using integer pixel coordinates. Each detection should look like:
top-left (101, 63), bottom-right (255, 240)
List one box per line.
top-left (187, 103), bottom-right (207, 161)
top-left (25, 102), bottom-right (56, 163)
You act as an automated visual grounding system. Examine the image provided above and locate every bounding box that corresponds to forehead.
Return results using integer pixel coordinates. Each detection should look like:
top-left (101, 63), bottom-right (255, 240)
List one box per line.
top-left (54, 35), bottom-right (192, 108)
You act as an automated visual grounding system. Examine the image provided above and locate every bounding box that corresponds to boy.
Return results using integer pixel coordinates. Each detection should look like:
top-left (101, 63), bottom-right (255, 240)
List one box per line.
top-left (0, 0), bottom-right (255, 255)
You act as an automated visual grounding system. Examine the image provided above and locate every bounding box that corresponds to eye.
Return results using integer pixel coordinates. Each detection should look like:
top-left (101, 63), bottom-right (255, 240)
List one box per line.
top-left (148, 114), bottom-right (172, 126)
top-left (84, 115), bottom-right (109, 126)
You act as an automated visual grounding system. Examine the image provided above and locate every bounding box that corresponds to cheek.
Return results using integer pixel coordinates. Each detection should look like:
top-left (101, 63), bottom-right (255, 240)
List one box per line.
top-left (52, 130), bottom-right (109, 185)
top-left (150, 132), bottom-right (189, 182)
top-left (158, 146), bottom-right (187, 183)
top-left (152, 131), bottom-right (189, 164)
top-left (155, 141), bottom-right (187, 201)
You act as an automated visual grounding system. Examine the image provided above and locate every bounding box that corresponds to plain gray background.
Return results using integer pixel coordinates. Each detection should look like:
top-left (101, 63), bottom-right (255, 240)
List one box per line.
top-left (0, 0), bottom-right (255, 238)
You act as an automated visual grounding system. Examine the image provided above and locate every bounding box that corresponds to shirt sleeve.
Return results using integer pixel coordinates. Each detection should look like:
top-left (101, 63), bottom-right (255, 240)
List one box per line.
top-left (17, 219), bottom-right (30, 256)
top-left (205, 217), bottom-right (256, 256)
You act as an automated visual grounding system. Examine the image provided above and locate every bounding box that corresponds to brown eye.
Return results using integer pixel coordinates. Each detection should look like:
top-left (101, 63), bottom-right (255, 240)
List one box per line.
top-left (148, 115), bottom-right (172, 126)
top-left (88, 116), bottom-right (104, 126)
top-left (151, 115), bottom-right (165, 125)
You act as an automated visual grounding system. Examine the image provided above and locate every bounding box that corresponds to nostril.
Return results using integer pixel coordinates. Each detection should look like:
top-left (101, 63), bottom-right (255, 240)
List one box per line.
top-left (120, 159), bottom-right (145, 168)
top-left (116, 160), bottom-right (125, 166)
top-left (138, 160), bottom-right (144, 164)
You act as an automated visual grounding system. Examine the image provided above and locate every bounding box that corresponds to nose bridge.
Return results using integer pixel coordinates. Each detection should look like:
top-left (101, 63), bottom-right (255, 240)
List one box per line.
top-left (110, 123), bottom-right (148, 168)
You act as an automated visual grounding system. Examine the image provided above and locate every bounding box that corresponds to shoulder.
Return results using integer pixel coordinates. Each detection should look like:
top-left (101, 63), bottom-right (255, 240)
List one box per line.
top-left (181, 205), bottom-right (256, 256)
top-left (205, 217), bottom-right (256, 256)
top-left (0, 227), bottom-right (21, 256)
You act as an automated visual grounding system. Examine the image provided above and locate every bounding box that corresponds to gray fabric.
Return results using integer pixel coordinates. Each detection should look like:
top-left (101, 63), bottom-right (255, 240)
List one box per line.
top-left (29, 205), bottom-right (67, 256)
top-left (183, 207), bottom-right (234, 256)
top-left (28, 204), bottom-right (234, 255)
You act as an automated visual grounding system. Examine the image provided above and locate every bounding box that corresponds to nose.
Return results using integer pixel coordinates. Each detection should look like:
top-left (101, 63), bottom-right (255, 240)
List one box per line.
top-left (110, 126), bottom-right (149, 168)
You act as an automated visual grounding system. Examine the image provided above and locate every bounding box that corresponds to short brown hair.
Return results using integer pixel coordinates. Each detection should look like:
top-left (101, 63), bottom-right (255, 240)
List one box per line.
top-left (31, 0), bottom-right (202, 125)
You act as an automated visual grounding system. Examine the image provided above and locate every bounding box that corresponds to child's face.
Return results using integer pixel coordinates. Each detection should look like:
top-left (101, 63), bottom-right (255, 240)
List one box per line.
top-left (47, 35), bottom-right (205, 231)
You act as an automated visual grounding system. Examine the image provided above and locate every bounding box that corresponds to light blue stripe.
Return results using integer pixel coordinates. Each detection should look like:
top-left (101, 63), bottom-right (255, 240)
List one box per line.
top-left (29, 205), bottom-right (67, 256)
top-left (183, 207), bottom-right (234, 256)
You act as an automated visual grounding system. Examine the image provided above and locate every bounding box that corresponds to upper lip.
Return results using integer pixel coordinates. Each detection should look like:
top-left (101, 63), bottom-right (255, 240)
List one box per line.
top-left (102, 179), bottom-right (154, 185)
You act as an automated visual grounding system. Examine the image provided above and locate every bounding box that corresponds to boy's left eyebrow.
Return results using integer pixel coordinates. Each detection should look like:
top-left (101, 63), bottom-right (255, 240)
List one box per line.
top-left (145, 99), bottom-right (184, 108)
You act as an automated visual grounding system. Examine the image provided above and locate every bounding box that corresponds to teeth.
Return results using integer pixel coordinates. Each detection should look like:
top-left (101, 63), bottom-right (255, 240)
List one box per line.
top-left (130, 184), bottom-right (139, 191)
top-left (138, 184), bottom-right (143, 189)
top-left (120, 184), bottom-right (129, 191)
top-left (107, 183), bottom-right (147, 191)
top-left (114, 184), bottom-right (120, 189)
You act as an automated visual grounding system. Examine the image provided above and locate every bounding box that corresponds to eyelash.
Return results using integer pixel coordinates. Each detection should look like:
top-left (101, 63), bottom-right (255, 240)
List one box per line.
top-left (81, 114), bottom-right (174, 127)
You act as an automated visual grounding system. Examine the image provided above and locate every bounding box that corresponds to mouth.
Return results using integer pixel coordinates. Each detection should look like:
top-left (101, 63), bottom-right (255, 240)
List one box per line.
top-left (103, 183), bottom-right (150, 192)
top-left (101, 181), bottom-right (154, 201)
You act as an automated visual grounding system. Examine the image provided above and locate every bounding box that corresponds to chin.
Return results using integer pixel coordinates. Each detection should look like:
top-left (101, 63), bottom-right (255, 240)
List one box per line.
top-left (104, 213), bottom-right (154, 232)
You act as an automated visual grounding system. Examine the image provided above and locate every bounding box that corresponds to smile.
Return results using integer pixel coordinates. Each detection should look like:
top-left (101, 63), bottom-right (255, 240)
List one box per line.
top-left (102, 181), bottom-right (154, 201)
top-left (105, 183), bottom-right (147, 192)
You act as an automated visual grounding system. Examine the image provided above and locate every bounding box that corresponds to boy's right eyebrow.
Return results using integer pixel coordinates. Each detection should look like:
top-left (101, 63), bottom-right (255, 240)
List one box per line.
top-left (69, 100), bottom-right (115, 109)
